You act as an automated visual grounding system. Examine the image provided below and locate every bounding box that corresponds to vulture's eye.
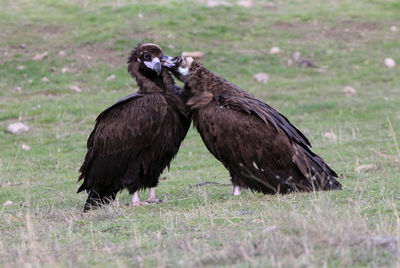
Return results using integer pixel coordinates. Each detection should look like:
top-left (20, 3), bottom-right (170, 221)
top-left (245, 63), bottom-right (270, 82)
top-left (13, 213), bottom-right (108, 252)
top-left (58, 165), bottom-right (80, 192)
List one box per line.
top-left (143, 53), bottom-right (150, 61)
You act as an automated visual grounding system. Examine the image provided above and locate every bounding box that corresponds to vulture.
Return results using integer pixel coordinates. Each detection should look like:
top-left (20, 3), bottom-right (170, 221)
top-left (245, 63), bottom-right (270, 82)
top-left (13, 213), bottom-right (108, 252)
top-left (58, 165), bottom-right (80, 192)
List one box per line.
top-left (77, 43), bottom-right (191, 211)
top-left (163, 56), bottom-right (341, 195)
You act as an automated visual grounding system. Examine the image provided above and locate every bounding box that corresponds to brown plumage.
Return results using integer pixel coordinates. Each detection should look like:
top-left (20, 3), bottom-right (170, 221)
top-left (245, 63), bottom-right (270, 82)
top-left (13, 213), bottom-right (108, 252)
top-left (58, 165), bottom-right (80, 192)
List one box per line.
top-left (164, 56), bottom-right (341, 195)
top-left (77, 44), bottom-right (191, 211)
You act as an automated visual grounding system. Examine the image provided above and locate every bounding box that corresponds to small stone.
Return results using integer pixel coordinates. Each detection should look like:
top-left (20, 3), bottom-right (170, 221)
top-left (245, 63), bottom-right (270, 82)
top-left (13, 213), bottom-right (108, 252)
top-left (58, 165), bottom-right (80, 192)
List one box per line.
top-left (33, 51), bottom-right (49, 61)
top-left (21, 143), bottom-right (30, 151)
top-left (59, 50), bottom-right (66, 57)
top-left (106, 74), bottom-right (116, 81)
top-left (292, 51), bottom-right (301, 61)
top-left (253, 73), bottom-right (269, 83)
top-left (343, 86), bottom-right (356, 95)
top-left (324, 132), bottom-right (337, 141)
top-left (237, 0), bottom-right (253, 8)
top-left (167, 44), bottom-right (175, 49)
top-left (7, 122), bottom-right (29, 135)
top-left (391, 26), bottom-right (398, 32)
top-left (206, 0), bottom-right (231, 7)
top-left (69, 85), bottom-right (82, 92)
top-left (299, 59), bottom-right (317, 68)
top-left (61, 67), bottom-right (69, 73)
top-left (17, 65), bottom-right (25, 70)
top-left (182, 51), bottom-right (204, 58)
top-left (14, 86), bottom-right (22, 92)
top-left (28, 79), bottom-right (33, 84)
top-left (3, 200), bottom-right (13, 207)
top-left (384, 58), bottom-right (396, 68)
top-left (363, 236), bottom-right (397, 255)
top-left (269, 46), bottom-right (280, 55)
top-left (138, 13), bottom-right (144, 19)
top-left (354, 164), bottom-right (378, 173)
top-left (41, 77), bottom-right (49, 82)
top-left (263, 225), bottom-right (277, 233)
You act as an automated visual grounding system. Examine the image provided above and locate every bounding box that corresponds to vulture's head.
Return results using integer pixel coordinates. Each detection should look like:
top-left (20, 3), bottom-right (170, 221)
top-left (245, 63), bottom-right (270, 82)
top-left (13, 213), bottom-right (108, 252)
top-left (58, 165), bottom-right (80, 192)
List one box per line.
top-left (161, 56), bottom-right (194, 83)
top-left (128, 43), bottom-right (164, 77)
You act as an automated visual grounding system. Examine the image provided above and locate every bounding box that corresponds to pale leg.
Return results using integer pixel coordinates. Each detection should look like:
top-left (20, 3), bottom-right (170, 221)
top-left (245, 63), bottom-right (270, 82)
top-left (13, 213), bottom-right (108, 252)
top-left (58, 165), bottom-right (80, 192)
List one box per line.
top-left (232, 185), bottom-right (241, 196)
top-left (146, 187), bottom-right (162, 204)
top-left (130, 191), bottom-right (148, 206)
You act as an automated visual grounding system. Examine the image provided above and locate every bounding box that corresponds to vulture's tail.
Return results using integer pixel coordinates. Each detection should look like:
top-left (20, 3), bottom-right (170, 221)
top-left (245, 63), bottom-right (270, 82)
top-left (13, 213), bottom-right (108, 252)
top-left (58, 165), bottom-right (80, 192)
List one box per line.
top-left (232, 145), bottom-right (341, 194)
top-left (292, 144), bottom-right (342, 191)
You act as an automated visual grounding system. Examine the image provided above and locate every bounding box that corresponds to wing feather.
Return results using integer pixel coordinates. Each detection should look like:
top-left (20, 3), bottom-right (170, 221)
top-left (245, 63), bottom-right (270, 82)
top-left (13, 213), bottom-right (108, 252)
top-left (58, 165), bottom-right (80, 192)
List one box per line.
top-left (77, 93), bottom-right (168, 192)
top-left (195, 103), bottom-right (340, 193)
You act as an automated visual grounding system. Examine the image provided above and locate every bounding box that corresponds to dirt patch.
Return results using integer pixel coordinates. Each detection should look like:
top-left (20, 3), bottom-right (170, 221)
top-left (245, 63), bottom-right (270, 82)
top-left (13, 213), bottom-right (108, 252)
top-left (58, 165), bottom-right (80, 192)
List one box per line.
top-left (0, 24), bottom-right (69, 63)
top-left (273, 20), bottom-right (392, 44)
top-left (69, 42), bottom-right (126, 68)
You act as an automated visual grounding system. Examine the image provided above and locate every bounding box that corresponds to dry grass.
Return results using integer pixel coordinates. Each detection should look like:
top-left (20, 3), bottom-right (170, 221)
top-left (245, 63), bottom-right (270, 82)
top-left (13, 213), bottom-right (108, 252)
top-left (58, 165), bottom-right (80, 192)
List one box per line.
top-left (1, 193), bottom-right (399, 267)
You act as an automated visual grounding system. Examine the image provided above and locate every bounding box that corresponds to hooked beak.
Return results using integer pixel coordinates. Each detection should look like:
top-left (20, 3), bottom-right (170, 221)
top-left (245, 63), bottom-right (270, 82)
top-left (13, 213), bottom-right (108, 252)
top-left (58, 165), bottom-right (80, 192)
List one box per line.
top-left (144, 57), bottom-right (162, 76)
top-left (161, 55), bottom-right (182, 69)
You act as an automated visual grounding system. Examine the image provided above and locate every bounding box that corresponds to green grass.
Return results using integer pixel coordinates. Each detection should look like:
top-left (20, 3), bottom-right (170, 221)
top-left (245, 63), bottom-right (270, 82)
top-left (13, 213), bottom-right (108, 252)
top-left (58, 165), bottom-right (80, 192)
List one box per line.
top-left (1, 0), bottom-right (400, 266)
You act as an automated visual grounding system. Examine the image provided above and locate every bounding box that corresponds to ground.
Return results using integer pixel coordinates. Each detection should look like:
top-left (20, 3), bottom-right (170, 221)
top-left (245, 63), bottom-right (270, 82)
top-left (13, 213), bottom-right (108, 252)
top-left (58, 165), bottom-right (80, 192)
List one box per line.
top-left (1, 0), bottom-right (400, 267)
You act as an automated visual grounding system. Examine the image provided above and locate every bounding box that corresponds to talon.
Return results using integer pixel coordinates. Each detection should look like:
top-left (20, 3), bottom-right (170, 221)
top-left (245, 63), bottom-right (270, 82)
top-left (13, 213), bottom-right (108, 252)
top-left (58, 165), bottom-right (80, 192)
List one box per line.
top-left (130, 201), bottom-right (149, 207)
top-left (146, 197), bottom-right (162, 204)
top-left (146, 187), bottom-right (162, 204)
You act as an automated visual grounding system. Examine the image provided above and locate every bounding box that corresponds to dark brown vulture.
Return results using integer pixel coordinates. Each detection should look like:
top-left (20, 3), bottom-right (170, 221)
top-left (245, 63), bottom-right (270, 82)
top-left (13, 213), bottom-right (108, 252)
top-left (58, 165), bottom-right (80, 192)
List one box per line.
top-left (77, 44), bottom-right (191, 211)
top-left (163, 56), bottom-right (341, 195)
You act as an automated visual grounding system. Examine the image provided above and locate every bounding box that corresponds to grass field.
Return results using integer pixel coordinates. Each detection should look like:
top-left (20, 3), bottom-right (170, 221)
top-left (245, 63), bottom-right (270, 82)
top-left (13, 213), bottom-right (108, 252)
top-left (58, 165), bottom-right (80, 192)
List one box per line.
top-left (1, 0), bottom-right (400, 266)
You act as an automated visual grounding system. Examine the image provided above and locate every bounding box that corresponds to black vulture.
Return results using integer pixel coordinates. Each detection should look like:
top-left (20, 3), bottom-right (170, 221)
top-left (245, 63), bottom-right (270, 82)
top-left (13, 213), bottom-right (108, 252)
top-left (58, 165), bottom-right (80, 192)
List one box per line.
top-left (77, 44), bottom-right (191, 211)
top-left (163, 56), bottom-right (341, 195)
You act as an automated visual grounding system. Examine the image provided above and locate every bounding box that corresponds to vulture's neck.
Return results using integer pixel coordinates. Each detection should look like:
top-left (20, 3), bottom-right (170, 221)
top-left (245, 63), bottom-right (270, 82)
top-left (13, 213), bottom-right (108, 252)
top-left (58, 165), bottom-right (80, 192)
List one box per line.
top-left (130, 66), bottom-right (176, 94)
top-left (185, 64), bottom-right (215, 109)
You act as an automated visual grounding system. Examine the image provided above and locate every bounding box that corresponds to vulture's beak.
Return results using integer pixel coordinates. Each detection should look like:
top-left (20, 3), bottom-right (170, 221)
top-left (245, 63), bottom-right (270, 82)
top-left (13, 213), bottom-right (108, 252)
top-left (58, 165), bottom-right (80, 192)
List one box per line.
top-left (144, 57), bottom-right (162, 76)
top-left (161, 55), bottom-right (178, 68)
top-left (162, 56), bottom-right (184, 70)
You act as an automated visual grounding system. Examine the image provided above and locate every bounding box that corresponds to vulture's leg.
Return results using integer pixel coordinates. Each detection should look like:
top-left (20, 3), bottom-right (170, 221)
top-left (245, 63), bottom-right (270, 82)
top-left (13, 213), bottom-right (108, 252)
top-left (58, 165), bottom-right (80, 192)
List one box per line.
top-left (130, 191), bottom-right (148, 206)
top-left (146, 187), bottom-right (162, 204)
top-left (232, 185), bottom-right (242, 196)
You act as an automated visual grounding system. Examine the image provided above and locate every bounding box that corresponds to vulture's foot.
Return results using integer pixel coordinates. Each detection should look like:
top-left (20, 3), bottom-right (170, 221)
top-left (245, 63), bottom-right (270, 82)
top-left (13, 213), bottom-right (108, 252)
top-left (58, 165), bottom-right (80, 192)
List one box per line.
top-left (232, 185), bottom-right (242, 196)
top-left (146, 187), bottom-right (162, 204)
top-left (146, 197), bottom-right (163, 204)
top-left (130, 201), bottom-right (149, 207)
top-left (130, 191), bottom-right (148, 207)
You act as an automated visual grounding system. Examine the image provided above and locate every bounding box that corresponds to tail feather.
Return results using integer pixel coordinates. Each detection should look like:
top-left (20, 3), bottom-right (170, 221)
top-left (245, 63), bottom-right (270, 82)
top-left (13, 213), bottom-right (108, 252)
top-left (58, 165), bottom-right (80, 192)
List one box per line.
top-left (230, 145), bottom-right (341, 194)
top-left (293, 144), bottom-right (341, 191)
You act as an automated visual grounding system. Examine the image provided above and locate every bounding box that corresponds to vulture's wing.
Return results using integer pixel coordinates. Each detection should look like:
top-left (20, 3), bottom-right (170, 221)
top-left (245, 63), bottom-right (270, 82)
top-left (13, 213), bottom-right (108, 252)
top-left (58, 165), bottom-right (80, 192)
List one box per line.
top-left (215, 92), bottom-right (337, 177)
top-left (197, 103), bottom-right (294, 172)
top-left (196, 103), bottom-right (339, 193)
top-left (215, 91), bottom-right (311, 148)
top-left (77, 93), bottom-right (168, 192)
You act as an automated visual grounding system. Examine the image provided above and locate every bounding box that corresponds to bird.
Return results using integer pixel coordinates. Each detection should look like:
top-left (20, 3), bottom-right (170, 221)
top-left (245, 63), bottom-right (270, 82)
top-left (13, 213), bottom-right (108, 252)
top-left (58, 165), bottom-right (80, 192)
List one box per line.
top-left (77, 43), bottom-right (191, 212)
top-left (163, 56), bottom-right (341, 195)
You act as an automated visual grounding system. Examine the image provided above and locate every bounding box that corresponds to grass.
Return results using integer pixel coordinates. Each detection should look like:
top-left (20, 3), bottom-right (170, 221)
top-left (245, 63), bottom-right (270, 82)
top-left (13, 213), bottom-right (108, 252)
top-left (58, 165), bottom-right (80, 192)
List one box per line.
top-left (1, 0), bottom-right (400, 266)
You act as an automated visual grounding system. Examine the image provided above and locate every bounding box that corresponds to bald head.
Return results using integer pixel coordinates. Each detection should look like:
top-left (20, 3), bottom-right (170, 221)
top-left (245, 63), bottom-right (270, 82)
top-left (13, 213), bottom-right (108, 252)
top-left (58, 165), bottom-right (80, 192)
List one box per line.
top-left (128, 43), bottom-right (164, 76)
